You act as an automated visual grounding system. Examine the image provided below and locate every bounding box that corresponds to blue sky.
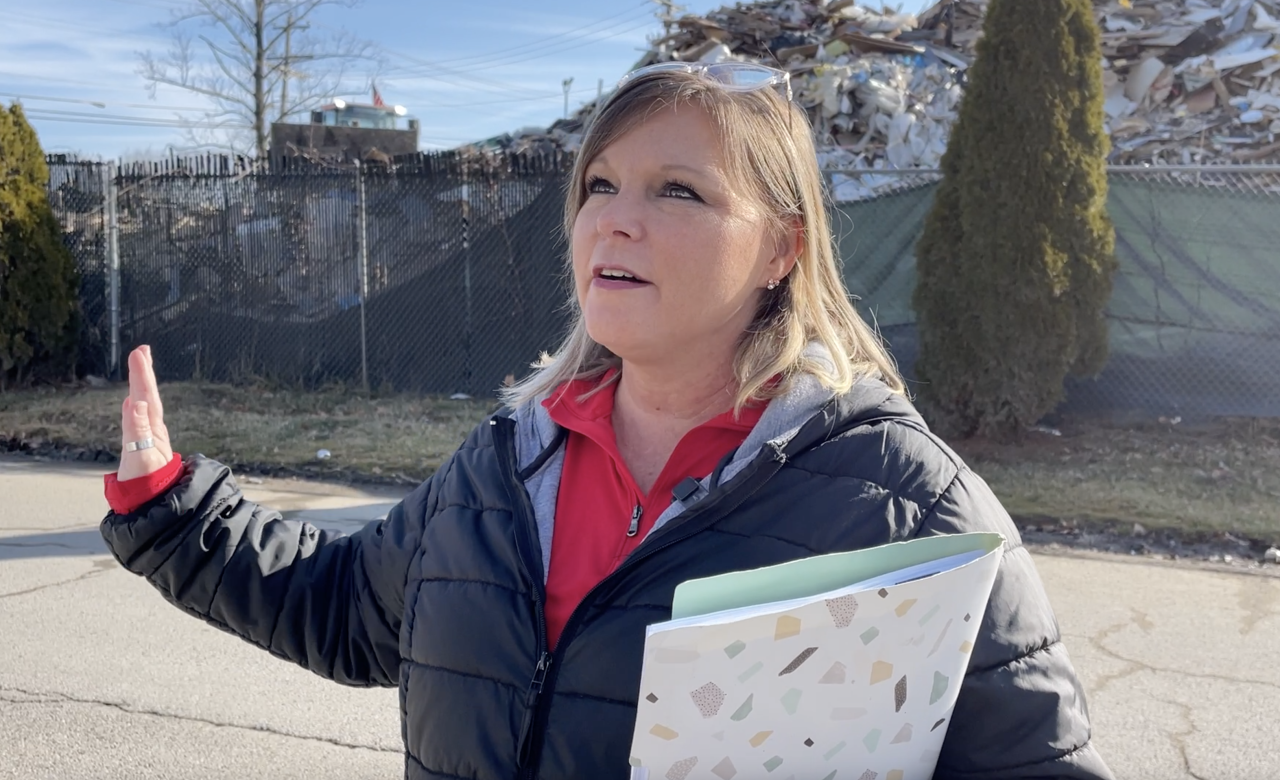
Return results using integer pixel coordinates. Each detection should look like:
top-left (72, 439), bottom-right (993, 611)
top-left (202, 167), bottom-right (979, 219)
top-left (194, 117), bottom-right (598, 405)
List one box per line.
top-left (4, 0), bottom-right (932, 158)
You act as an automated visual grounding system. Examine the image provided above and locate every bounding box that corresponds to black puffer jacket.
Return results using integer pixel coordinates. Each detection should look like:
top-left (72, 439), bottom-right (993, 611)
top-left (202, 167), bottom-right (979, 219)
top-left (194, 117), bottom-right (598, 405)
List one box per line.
top-left (101, 379), bottom-right (1112, 780)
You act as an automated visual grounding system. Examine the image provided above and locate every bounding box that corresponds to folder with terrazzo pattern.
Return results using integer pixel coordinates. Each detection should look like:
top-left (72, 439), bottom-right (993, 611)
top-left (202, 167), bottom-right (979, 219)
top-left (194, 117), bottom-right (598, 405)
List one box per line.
top-left (628, 532), bottom-right (1005, 780)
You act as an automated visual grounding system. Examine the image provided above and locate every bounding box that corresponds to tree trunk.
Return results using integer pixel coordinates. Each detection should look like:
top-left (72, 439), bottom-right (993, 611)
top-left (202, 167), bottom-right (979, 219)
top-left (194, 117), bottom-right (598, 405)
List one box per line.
top-left (279, 13), bottom-right (292, 124)
top-left (254, 0), bottom-right (267, 158)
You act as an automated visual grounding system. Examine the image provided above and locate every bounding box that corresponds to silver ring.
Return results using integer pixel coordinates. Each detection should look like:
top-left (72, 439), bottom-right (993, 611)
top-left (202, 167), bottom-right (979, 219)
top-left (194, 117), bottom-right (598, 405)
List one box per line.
top-left (124, 438), bottom-right (155, 453)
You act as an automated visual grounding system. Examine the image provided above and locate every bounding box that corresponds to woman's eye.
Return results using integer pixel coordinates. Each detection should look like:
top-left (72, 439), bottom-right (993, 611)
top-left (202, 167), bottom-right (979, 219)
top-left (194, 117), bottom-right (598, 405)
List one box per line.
top-left (585, 177), bottom-right (615, 194)
top-left (664, 181), bottom-right (701, 200)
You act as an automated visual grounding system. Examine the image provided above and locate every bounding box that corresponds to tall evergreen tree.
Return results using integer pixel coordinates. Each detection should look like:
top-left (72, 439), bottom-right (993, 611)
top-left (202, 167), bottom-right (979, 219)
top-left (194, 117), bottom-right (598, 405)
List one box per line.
top-left (0, 103), bottom-right (80, 386)
top-left (913, 0), bottom-right (1116, 438)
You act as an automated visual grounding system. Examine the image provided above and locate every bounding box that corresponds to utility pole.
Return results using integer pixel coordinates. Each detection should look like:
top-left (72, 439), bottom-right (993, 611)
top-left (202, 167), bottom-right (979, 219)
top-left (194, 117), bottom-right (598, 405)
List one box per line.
top-left (273, 15), bottom-right (312, 123)
top-left (562, 77), bottom-right (574, 120)
top-left (104, 163), bottom-right (121, 380)
top-left (280, 12), bottom-right (292, 120)
top-left (254, 0), bottom-right (267, 158)
top-left (651, 0), bottom-right (686, 36)
top-left (265, 14), bottom-right (312, 167)
top-left (356, 161), bottom-right (370, 394)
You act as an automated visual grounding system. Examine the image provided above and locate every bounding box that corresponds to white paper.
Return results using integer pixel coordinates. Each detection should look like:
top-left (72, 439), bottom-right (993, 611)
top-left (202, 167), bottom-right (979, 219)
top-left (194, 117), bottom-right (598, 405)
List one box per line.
top-left (628, 539), bottom-right (1004, 780)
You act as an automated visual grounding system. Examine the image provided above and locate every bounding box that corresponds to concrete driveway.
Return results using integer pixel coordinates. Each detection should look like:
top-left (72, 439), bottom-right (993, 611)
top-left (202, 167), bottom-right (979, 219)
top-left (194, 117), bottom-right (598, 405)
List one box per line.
top-left (1, 455), bottom-right (1277, 779)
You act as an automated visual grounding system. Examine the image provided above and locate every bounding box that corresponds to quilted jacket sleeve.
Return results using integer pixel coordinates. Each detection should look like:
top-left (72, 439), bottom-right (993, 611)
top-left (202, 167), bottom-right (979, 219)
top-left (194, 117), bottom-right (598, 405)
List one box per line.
top-left (916, 467), bottom-right (1115, 780)
top-left (100, 453), bottom-right (445, 688)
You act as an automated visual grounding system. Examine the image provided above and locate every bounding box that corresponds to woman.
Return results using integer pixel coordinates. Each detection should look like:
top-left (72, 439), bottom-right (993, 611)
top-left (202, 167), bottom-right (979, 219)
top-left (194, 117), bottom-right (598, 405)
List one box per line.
top-left (102, 63), bottom-right (1113, 780)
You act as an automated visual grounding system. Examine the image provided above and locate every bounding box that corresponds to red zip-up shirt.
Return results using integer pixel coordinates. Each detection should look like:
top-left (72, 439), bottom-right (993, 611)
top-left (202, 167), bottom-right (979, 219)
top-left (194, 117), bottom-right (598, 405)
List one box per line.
top-left (541, 375), bottom-right (766, 648)
top-left (104, 452), bottom-right (185, 515)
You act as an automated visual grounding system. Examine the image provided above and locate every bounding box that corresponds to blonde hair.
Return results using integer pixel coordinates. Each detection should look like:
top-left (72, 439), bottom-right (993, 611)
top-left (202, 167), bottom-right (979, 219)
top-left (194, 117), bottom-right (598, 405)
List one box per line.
top-left (501, 69), bottom-right (904, 412)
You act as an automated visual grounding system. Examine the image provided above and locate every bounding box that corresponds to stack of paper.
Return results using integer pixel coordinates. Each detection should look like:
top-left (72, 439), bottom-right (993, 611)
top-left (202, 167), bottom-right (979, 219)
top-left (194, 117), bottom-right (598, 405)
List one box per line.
top-left (628, 532), bottom-right (1005, 780)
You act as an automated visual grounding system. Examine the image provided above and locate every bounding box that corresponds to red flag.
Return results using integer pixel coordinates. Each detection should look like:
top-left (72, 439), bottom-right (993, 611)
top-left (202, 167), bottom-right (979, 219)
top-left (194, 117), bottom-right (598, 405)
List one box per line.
top-left (372, 83), bottom-right (385, 108)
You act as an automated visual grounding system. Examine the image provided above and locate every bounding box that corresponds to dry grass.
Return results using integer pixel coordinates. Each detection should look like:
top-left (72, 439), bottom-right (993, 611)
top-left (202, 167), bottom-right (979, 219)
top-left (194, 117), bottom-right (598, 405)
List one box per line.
top-left (0, 381), bottom-right (496, 484)
top-left (952, 417), bottom-right (1280, 541)
top-left (2, 382), bottom-right (1278, 540)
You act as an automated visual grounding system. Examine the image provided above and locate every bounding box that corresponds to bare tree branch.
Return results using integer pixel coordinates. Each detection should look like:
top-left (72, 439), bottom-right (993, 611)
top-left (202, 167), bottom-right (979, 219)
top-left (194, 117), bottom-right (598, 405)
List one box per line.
top-left (195, 0), bottom-right (255, 37)
top-left (200, 36), bottom-right (256, 97)
top-left (262, 0), bottom-right (357, 30)
top-left (136, 0), bottom-right (379, 157)
top-left (192, 0), bottom-right (255, 57)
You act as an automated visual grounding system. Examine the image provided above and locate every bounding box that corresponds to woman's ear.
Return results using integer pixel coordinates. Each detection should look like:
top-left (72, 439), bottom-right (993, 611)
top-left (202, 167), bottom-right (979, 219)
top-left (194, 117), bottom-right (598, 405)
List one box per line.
top-left (767, 217), bottom-right (803, 284)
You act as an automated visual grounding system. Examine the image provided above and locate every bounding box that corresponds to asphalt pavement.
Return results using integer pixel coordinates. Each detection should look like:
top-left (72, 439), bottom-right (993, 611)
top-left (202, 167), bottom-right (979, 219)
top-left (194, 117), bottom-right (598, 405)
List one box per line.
top-left (2, 454), bottom-right (1277, 779)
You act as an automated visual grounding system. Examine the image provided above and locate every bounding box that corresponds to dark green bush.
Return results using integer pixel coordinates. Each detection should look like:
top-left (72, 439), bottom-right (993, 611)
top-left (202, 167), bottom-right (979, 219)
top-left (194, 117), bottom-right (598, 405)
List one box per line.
top-left (913, 0), bottom-right (1117, 439)
top-left (0, 103), bottom-right (80, 387)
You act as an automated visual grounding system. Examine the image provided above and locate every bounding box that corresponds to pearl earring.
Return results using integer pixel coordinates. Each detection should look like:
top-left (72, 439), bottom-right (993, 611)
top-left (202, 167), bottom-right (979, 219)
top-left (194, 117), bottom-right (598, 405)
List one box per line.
top-left (766, 279), bottom-right (779, 291)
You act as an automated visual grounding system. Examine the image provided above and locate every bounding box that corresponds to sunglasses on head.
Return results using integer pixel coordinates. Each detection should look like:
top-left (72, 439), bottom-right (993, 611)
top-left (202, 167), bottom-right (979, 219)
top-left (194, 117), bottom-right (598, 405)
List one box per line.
top-left (615, 61), bottom-right (794, 103)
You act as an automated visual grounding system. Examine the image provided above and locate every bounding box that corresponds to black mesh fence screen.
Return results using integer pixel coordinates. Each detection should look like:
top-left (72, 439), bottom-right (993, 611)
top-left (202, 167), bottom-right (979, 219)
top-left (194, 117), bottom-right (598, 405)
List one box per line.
top-left (826, 166), bottom-right (1280, 419)
top-left (49, 154), bottom-right (1280, 419)
top-left (46, 158), bottom-right (111, 378)
top-left (49, 153), bottom-right (574, 396)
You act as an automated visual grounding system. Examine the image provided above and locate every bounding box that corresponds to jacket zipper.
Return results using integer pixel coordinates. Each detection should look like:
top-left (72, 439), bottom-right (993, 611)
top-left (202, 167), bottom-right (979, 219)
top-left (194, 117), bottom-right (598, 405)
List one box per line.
top-left (516, 651), bottom-right (552, 768)
top-left (492, 419), bottom-right (552, 778)
top-left (627, 503), bottom-right (642, 537)
top-left (497, 414), bottom-right (791, 778)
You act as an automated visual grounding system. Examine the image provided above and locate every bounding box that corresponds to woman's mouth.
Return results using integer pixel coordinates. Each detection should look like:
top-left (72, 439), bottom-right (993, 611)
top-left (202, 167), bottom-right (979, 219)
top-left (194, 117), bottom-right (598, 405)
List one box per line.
top-left (593, 268), bottom-right (651, 288)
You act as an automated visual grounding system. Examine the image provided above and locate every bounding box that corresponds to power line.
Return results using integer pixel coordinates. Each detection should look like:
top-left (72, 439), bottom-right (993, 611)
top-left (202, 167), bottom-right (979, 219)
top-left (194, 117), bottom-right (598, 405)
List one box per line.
top-left (426, 2), bottom-right (650, 69)
top-left (378, 53), bottom-right (558, 97)
top-left (394, 20), bottom-right (656, 81)
top-left (418, 86), bottom-right (599, 110)
top-left (379, 3), bottom-right (650, 84)
top-left (1, 92), bottom-right (213, 112)
top-left (304, 24), bottom-right (547, 99)
top-left (7, 8), bottom-right (647, 118)
top-left (462, 18), bottom-right (657, 74)
top-left (25, 108), bottom-right (248, 130)
top-left (5, 79), bottom-right (597, 125)
top-left (27, 114), bottom-right (246, 130)
top-left (102, 0), bottom-right (185, 8)
top-left (468, 8), bottom-right (656, 69)
top-left (0, 71), bottom-right (133, 89)
top-left (6, 9), bottom-right (149, 38)
top-left (651, 0), bottom-right (688, 35)
top-left (387, 9), bottom-right (656, 79)
top-left (373, 5), bottom-right (653, 93)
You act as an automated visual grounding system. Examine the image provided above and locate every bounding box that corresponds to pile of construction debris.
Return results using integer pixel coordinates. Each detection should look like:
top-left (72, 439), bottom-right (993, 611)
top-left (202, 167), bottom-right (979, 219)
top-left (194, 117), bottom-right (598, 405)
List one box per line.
top-left (637, 0), bottom-right (960, 172)
top-left (468, 0), bottom-right (1280, 176)
top-left (932, 0), bottom-right (1280, 165)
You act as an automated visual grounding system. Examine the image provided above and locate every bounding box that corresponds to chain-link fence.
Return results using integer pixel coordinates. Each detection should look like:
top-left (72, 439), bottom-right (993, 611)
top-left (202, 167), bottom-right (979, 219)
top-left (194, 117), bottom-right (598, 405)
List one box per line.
top-left (47, 155), bottom-right (1280, 418)
top-left (45, 158), bottom-right (114, 379)
top-left (824, 165), bottom-right (1280, 419)
top-left (47, 153), bottom-right (574, 396)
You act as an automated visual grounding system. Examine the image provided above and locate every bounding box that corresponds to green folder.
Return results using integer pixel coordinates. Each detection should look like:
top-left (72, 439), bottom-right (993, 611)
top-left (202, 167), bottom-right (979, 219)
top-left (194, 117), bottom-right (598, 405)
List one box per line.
top-left (670, 532), bottom-right (1005, 621)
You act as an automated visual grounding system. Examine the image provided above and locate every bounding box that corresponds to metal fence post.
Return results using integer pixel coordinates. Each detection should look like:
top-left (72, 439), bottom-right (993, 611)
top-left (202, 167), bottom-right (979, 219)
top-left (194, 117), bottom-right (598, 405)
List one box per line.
top-left (356, 161), bottom-right (370, 394)
top-left (104, 162), bottom-right (122, 381)
top-left (462, 171), bottom-right (473, 394)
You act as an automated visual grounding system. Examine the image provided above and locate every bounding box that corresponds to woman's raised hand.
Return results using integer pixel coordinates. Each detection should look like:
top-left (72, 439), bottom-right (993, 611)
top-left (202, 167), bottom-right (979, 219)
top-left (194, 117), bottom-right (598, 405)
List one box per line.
top-left (116, 345), bottom-right (175, 481)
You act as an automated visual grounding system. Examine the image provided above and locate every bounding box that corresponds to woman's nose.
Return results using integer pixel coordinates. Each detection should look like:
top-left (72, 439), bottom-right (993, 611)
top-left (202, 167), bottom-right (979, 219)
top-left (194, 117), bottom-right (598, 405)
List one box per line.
top-left (595, 191), bottom-right (644, 240)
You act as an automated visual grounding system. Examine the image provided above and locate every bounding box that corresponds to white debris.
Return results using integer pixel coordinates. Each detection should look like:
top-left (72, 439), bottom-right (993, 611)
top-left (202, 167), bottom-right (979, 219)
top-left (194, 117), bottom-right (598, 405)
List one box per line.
top-left (468, 0), bottom-right (1280, 189)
